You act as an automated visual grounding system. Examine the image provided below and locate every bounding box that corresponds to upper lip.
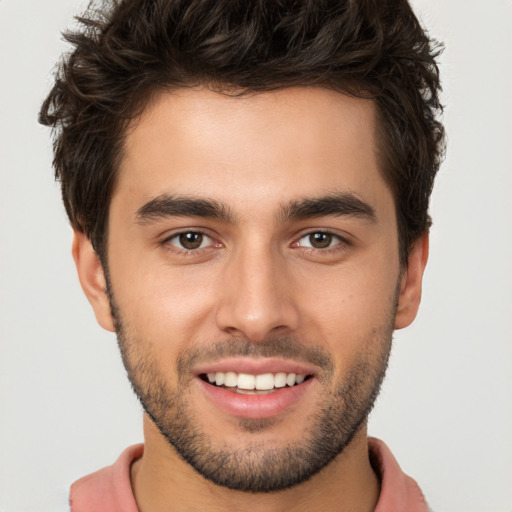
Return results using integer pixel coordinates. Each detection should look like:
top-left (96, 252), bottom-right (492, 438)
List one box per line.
top-left (193, 357), bottom-right (317, 377)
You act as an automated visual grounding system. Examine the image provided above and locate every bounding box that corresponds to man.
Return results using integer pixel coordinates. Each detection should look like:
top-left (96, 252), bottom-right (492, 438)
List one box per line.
top-left (40, 0), bottom-right (444, 510)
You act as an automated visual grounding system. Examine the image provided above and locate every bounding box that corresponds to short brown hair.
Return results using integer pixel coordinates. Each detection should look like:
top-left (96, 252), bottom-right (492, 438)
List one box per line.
top-left (40, 0), bottom-right (445, 263)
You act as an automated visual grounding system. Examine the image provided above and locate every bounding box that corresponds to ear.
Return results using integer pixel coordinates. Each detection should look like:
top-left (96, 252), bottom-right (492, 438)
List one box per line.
top-left (394, 232), bottom-right (429, 330)
top-left (72, 230), bottom-right (115, 332)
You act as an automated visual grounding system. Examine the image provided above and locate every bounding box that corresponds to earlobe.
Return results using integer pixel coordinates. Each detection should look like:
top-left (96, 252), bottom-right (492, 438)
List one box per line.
top-left (72, 230), bottom-right (116, 332)
top-left (394, 232), bottom-right (429, 330)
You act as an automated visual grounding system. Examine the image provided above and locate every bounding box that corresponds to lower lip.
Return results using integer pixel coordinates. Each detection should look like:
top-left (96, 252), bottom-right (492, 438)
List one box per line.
top-left (197, 378), bottom-right (314, 419)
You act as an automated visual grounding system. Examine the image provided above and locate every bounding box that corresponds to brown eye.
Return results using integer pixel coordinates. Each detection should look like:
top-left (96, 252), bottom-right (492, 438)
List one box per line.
top-left (308, 233), bottom-right (333, 248)
top-left (167, 232), bottom-right (211, 250)
top-left (179, 232), bottom-right (203, 249)
top-left (295, 232), bottom-right (343, 250)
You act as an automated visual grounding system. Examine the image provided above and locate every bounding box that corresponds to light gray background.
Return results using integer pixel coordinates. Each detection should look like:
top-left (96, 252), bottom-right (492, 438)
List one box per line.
top-left (1, 1), bottom-right (511, 511)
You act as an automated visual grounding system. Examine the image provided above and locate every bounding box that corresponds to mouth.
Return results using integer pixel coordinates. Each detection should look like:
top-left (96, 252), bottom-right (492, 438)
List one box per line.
top-left (200, 371), bottom-right (312, 395)
top-left (194, 359), bottom-right (317, 419)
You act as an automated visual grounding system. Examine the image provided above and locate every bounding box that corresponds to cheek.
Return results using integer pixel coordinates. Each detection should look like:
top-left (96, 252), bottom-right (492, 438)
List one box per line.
top-left (301, 259), bottom-right (398, 321)
top-left (296, 257), bottom-right (399, 362)
top-left (110, 260), bottom-right (220, 350)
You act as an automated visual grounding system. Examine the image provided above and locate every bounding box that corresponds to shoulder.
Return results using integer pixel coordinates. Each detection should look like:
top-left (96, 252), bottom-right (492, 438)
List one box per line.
top-left (369, 437), bottom-right (431, 512)
top-left (69, 444), bottom-right (143, 512)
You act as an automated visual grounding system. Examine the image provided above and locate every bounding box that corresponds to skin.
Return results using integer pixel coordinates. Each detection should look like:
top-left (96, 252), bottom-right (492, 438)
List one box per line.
top-left (73, 86), bottom-right (428, 511)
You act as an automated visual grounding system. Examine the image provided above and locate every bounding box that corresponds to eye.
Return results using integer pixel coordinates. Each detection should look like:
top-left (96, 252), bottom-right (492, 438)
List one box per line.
top-left (295, 232), bottom-right (343, 249)
top-left (166, 231), bottom-right (213, 250)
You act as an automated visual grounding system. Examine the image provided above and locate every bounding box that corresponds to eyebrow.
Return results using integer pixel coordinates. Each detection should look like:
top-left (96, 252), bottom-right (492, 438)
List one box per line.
top-left (136, 195), bottom-right (234, 224)
top-left (135, 192), bottom-right (376, 225)
top-left (280, 193), bottom-right (377, 223)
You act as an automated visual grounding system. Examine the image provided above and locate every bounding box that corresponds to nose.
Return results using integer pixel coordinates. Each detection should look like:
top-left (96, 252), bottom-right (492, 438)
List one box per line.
top-left (215, 242), bottom-right (300, 342)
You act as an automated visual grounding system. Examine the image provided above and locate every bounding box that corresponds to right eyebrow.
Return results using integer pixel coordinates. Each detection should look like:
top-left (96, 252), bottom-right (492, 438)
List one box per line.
top-left (135, 195), bottom-right (234, 225)
top-left (279, 193), bottom-right (377, 223)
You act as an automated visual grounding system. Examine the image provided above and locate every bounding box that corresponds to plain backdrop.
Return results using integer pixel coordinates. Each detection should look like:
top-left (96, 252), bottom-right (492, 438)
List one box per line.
top-left (1, 1), bottom-right (511, 511)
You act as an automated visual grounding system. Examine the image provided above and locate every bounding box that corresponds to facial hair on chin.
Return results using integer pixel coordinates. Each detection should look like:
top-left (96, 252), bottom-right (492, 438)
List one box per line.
top-left (107, 283), bottom-right (395, 493)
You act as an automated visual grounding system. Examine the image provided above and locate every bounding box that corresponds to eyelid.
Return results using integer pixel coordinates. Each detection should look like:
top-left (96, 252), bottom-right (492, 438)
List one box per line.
top-left (161, 229), bottom-right (222, 252)
top-left (159, 227), bottom-right (352, 254)
top-left (292, 229), bottom-right (352, 248)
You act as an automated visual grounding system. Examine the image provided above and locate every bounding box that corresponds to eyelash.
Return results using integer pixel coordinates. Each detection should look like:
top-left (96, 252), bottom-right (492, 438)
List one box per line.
top-left (162, 231), bottom-right (220, 254)
top-left (161, 229), bottom-right (351, 256)
top-left (294, 231), bottom-right (349, 250)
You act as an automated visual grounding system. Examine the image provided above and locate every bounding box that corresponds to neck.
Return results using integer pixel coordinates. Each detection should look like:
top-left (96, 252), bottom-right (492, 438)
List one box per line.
top-left (131, 415), bottom-right (380, 512)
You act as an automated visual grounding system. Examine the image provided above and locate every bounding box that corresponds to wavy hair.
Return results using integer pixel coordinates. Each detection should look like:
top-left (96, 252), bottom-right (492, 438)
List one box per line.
top-left (40, 0), bottom-right (445, 263)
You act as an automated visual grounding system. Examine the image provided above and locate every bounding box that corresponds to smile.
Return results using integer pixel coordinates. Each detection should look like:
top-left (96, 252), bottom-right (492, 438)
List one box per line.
top-left (195, 361), bottom-right (316, 419)
top-left (201, 372), bottom-right (310, 394)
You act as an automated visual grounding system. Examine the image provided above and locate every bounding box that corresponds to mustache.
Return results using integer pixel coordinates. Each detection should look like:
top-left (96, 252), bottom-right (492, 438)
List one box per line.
top-left (176, 336), bottom-right (334, 376)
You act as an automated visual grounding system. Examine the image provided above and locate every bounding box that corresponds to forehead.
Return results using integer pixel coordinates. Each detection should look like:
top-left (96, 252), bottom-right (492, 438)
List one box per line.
top-left (115, 86), bottom-right (391, 219)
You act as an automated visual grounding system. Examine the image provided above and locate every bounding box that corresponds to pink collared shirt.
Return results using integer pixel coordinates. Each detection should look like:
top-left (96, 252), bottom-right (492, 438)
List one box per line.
top-left (70, 438), bottom-right (429, 511)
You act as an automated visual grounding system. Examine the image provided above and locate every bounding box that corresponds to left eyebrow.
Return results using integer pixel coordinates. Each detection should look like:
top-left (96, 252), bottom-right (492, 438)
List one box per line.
top-left (279, 193), bottom-right (377, 223)
top-left (135, 195), bottom-right (234, 225)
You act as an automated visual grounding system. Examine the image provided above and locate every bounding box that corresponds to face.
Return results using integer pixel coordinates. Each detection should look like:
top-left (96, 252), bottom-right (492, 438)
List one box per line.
top-left (76, 86), bottom-right (426, 492)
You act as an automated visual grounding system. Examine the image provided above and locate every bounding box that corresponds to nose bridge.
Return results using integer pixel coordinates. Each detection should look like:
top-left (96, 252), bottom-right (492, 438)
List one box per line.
top-left (215, 236), bottom-right (298, 341)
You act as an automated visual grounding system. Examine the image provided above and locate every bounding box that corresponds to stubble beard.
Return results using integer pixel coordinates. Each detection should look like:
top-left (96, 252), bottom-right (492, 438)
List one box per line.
top-left (107, 288), bottom-right (395, 493)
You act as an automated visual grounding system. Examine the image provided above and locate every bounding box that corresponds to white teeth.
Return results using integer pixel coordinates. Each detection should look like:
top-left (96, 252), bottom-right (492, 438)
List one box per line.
top-left (224, 371), bottom-right (238, 387)
top-left (206, 371), bottom-right (308, 390)
top-left (274, 372), bottom-right (287, 388)
top-left (255, 373), bottom-right (274, 390)
top-left (286, 373), bottom-right (297, 387)
top-left (237, 373), bottom-right (256, 390)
